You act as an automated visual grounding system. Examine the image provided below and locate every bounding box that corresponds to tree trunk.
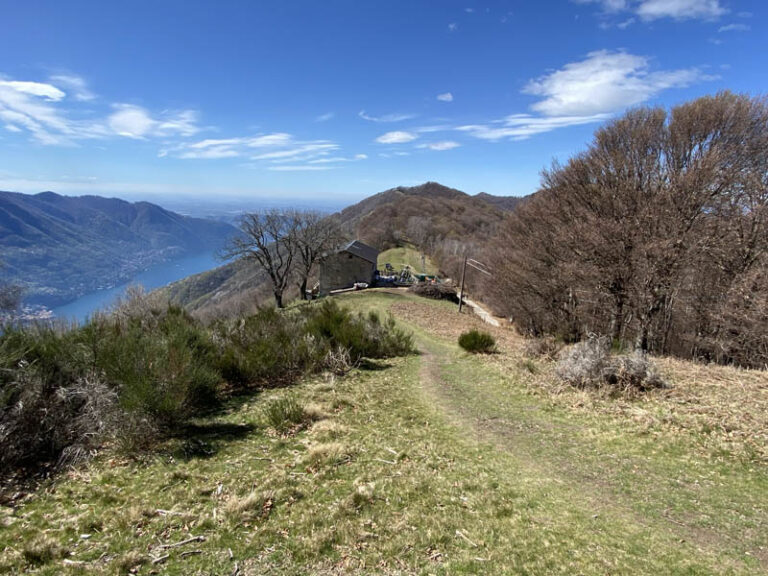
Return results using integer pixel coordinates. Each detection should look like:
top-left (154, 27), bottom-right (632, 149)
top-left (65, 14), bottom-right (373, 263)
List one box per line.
top-left (274, 291), bottom-right (284, 309)
top-left (298, 278), bottom-right (308, 300)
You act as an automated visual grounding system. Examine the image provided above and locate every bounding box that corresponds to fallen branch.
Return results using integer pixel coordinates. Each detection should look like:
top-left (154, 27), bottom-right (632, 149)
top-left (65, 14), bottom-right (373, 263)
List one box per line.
top-left (152, 554), bottom-right (170, 565)
top-left (159, 535), bottom-right (206, 549)
top-left (455, 529), bottom-right (478, 548)
top-left (181, 549), bottom-right (203, 558)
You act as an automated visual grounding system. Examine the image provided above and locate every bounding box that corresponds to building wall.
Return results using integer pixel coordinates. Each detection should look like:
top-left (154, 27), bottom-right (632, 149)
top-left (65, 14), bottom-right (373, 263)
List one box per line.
top-left (319, 252), bottom-right (375, 293)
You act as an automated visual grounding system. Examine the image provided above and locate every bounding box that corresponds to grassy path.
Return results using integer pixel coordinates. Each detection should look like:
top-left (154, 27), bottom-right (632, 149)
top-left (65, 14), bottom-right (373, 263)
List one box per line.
top-left (384, 292), bottom-right (768, 574)
top-left (0, 290), bottom-right (765, 574)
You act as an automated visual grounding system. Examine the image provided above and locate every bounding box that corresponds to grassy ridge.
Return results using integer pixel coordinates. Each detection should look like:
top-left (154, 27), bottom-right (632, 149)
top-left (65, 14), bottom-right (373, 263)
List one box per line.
top-left (377, 244), bottom-right (438, 276)
top-left (1, 291), bottom-right (765, 574)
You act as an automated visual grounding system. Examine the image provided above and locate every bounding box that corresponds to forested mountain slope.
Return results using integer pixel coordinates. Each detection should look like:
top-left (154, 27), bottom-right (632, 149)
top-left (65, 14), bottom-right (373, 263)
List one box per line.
top-left (158, 182), bottom-right (523, 318)
top-left (0, 191), bottom-right (236, 306)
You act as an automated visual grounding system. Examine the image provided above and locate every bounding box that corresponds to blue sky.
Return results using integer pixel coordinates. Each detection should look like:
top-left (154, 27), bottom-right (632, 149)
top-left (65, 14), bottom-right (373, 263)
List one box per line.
top-left (0, 0), bottom-right (765, 203)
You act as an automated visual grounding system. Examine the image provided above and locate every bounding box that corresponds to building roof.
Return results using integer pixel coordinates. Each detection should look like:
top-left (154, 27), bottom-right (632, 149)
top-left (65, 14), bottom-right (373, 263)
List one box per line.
top-left (340, 240), bottom-right (379, 264)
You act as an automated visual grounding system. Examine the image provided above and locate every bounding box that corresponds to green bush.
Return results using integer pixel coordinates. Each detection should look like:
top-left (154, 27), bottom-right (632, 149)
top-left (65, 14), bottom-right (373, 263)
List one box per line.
top-left (90, 306), bottom-right (220, 427)
top-left (458, 329), bottom-right (497, 354)
top-left (213, 307), bottom-right (324, 388)
top-left (0, 294), bottom-right (415, 476)
top-left (303, 300), bottom-right (414, 362)
top-left (263, 395), bottom-right (306, 433)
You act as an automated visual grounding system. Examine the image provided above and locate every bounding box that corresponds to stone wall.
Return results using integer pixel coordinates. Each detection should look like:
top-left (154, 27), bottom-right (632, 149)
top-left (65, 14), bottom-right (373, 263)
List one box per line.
top-left (319, 253), bottom-right (375, 293)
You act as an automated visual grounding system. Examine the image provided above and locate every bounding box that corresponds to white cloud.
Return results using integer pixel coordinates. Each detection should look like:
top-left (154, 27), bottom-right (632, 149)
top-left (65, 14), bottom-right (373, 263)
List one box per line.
top-left (49, 75), bottom-right (95, 101)
top-left (0, 80), bottom-right (66, 101)
top-left (437, 92), bottom-right (454, 102)
top-left (251, 143), bottom-right (338, 161)
top-left (108, 105), bottom-right (200, 139)
top-left (177, 147), bottom-right (240, 159)
top-left (5, 124), bottom-right (22, 133)
top-left (0, 72), bottom-right (201, 145)
top-left (636, 0), bottom-right (725, 20)
top-left (574, 0), bottom-right (629, 13)
top-left (0, 80), bottom-right (84, 144)
top-left (245, 133), bottom-right (294, 148)
top-left (576, 0), bottom-right (726, 21)
top-left (108, 105), bottom-right (156, 138)
top-left (268, 165), bottom-right (334, 171)
top-left (718, 23), bottom-right (750, 32)
top-left (315, 112), bottom-right (334, 122)
top-left (375, 131), bottom-right (418, 144)
top-left (419, 141), bottom-right (461, 151)
top-left (308, 153), bottom-right (367, 164)
top-left (359, 110), bottom-right (416, 122)
top-left (448, 22), bottom-right (458, 31)
top-left (523, 50), bottom-right (710, 117)
top-left (458, 114), bottom-right (609, 141)
top-left (171, 133), bottom-right (344, 167)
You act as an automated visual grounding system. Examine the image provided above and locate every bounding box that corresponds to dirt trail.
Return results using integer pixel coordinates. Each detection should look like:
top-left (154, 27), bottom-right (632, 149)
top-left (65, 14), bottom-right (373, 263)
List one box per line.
top-left (409, 324), bottom-right (759, 571)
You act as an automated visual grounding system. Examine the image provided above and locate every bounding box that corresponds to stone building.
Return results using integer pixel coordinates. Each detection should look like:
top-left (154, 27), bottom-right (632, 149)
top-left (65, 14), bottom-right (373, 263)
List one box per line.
top-left (319, 240), bottom-right (378, 294)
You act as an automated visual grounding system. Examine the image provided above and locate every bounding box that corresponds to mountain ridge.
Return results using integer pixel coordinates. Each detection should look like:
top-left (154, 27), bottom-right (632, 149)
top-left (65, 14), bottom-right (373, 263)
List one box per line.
top-left (0, 191), bottom-right (237, 307)
top-left (159, 182), bottom-right (525, 318)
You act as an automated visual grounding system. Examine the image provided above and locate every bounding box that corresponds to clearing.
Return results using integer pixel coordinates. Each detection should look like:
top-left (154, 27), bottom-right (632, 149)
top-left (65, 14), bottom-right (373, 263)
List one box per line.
top-left (1, 291), bottom-right (766, 575)
top-left (377, 244), bottom-right (438, 276)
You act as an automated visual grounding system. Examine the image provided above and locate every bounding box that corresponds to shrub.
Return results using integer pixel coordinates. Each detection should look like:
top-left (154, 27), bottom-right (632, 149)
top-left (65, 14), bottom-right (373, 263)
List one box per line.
top-left (409, 282), bottom-right (459, 303)
top-left (524, 336), bottom-right (563, 360)
top-left (303, 300), bottom-right (414, 362)
top-left (604, 351), bottom-right (666, 391)
top-left (0, 298), bottom-right (223, 473)
top-left (556, 335), bottom-right (665, 391)
top-left (92, 306), bottom-right (221, 428)
top-left (458, 329), bottom-right (497, 354)
top-left (0, 294), bottom-right (414, 478)
top-left (263, 395), bottom-right (306, 433)
top-left (213, 307), bottom-right (324, 388)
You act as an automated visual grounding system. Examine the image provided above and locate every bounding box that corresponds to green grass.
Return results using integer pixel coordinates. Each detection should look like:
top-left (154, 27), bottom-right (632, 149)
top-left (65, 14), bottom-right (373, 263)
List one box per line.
top-left (1, 291), bottom-right (765, 574)
top-left (377, 244), bottom-right (438, 276)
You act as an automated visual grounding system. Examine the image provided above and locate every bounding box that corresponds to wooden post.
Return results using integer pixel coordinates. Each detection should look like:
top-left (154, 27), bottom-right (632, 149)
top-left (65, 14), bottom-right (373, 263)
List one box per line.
top-left (458, 255), bottom-right (467, 313)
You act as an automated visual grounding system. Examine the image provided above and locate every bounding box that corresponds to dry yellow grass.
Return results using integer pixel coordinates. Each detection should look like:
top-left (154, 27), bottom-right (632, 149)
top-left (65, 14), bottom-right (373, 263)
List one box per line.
top-left (309, 420), bottom-right (350, 440)
top-left (391, 297), bottom-right (768, 463)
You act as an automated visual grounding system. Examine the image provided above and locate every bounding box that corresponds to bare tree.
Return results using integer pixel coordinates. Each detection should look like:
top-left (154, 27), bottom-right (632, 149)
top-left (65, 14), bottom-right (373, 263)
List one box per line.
top-left (0, 260), bottom-right (22, 315)
top-left (222, 210), bottom-right (299, 308)
top-left (292, 211), bottom-right (344, 299)
top-left (486, 92), bottom-right (768, 366)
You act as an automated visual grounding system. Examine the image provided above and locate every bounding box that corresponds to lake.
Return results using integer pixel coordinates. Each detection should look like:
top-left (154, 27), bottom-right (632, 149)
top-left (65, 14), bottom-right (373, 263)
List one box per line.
top-left (52, 252), bottom-right (222, 323)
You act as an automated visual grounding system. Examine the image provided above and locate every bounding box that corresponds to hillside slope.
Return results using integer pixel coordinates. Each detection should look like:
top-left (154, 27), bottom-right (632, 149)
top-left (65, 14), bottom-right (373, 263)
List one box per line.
top-left (2, 291), bottom-right (764, 574)
top-left (160, 182), bottom-right (520, 316)
top-left (0, 191), bottom-right (236, 306)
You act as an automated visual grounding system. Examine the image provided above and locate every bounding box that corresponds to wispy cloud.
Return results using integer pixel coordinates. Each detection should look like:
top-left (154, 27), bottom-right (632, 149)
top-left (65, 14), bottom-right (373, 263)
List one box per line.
top-left (108, 105), bottom-right (200, 139)
top-left (268, 165), bottom-right (334, 171)
top-left (0, 72), bottom-right (200, 145)
top-left (169, 133), bottom-right (356, 174)
top-left (418, 140), bottom-right (460, 150)
top-left (0, 80), bottom-right (66, 101)
top-left (309, 153), bottom-right (367, 164)
top-left (523, 50), bottom-right (712, 116)
top-left (49, 75), bottom-right (95, 101)
top-left (576, 0), bottom-right (726, 21)
top-left (636, 0), bottom-right (725, 21)
top-left (718, 23), bottom-right (750, 32)
top-left (448, 23), bottom-right (458, 32)
top-left (458, 114), bottom-right (610, 141)
top-left (359, 110), bottom-right (416, 123)
top-left (315, 112), bottom-right (334, 122)
top-left (437, 92), bottom-right (454, 102)
top-left (457, 49), bottom-right (713, 142)
top-left (375, 131), bottom-right (418, 144)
